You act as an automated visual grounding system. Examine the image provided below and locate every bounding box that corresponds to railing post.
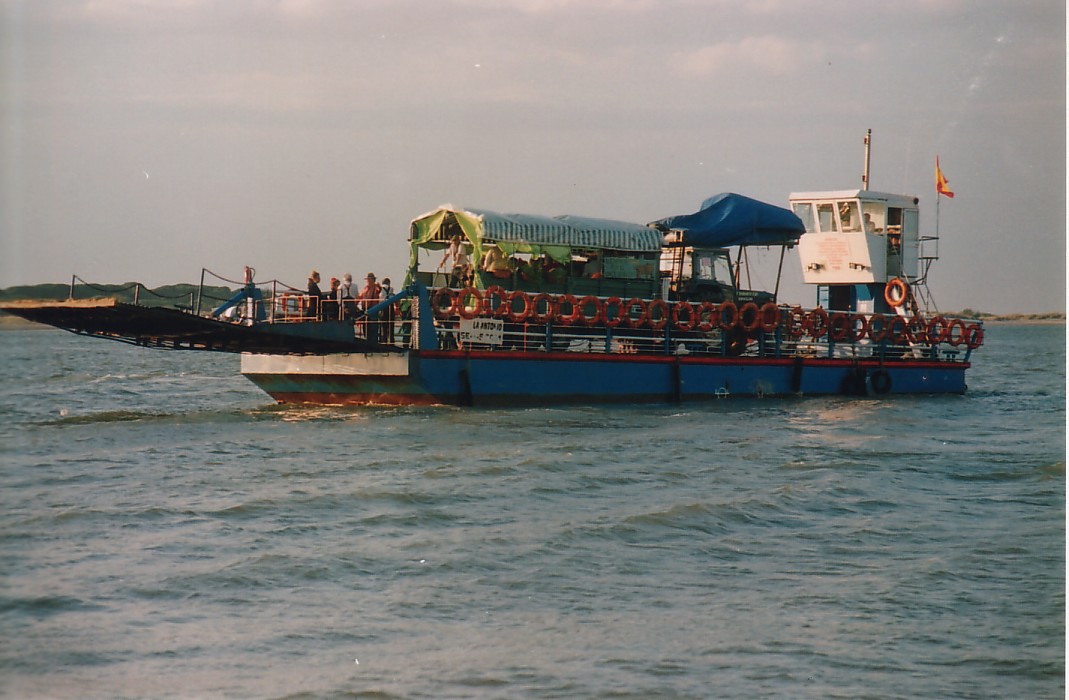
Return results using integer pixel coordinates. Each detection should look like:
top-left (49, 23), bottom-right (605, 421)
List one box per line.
top-left (133, 283), bottom-right (140, 305)
top-left (195, 268), bottom-right (206, 316)
top-left (69, 275), bottom-right (76, 300)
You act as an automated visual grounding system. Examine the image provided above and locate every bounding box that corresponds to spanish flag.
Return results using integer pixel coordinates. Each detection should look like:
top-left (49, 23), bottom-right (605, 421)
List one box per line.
top-left (936, 157), bottom-right (955, 198)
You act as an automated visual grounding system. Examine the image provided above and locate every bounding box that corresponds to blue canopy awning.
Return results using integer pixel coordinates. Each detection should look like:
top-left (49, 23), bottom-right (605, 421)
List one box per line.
top-left (650, 193), bottom-right (805, 247)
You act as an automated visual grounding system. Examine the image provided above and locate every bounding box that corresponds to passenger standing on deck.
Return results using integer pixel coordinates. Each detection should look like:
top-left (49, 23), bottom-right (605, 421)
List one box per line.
top-left (379, 277), bottom-right (396, 343)
top-left (359, 273), bottom-right (382, 342)
top-left (306, 270), bottom-right (323, 320)
top-left (439, 234), bottom-right (470, 287)
top-left (324, 277), bottom-right (340, 320)
top-left (338, 273), bottom-right (357, 319)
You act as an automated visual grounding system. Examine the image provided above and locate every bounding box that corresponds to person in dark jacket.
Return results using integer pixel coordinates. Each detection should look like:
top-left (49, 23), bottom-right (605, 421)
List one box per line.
top-left (307, 270), bottom-right (323, 319)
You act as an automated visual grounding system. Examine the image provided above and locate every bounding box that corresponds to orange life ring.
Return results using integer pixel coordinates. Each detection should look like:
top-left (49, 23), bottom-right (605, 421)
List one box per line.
top-left (623, 298), bottom-right (648, 328)
top-left (758, 303), bottom-right (780, 333)
top-left (947, 319), bottom-right (968, 346)
top-left (507, 290), bottom-right (532, 323)
top-left (483, 285), bottom-right (508, 318)
top-left (884, 278), bottom-right (909, 308)
top-left (805, 308), bottom-right (829, 338)
top-left (647, 299), bottom-right (669, 331)
top-left (432, 287), bottom-right (457, 318)
top-left (849, 313), bottom-right (869, 343)
top-left (903, 315), bottom-right (927, 343)
top-left (602, 297), bottom-right (624, 328)
top-left (887, 315), bottom-right (907, 344)
top-left (828, 312), bottom-right (850, 342)
top-left (696, 302), bottom-right (718, 333)
top-left (578, 295), bottom-right (603, 326)
top-left (556, 294), bottom-right (581, 325)
top-left (718, 301), bottom-right (738, 331)
top-left (530, 292), bottom-right (555, 324)
top-left (785, 306), bottom-right (806, 338)
top-left (738, 302), bottom-right (761, 333)
top-left (926, 315), bottom-right (949, 344)
top-left (673, 302), bottom-right (697, 332)
top-left (965, 323), bottom-right (984, 349)
top-left (867, 314), bottom-right (889, 343)
top-left (456, 287), bottom-right (482, 319)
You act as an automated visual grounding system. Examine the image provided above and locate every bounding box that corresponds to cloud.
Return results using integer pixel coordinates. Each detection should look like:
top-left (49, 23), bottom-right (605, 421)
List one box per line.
top-left (672, 36), bottom-right (823, 78)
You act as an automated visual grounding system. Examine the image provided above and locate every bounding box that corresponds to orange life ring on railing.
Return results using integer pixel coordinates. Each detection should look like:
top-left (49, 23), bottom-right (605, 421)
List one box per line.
top-left (507, 290), bottom-right (532, 323)
top-left (647, 299), bottom-right (669, 331)
top-left (965, 323), bottom-right (984, 349)
top-left (887, 315), bottom-right (907, 344)
top-left (673, 302), bottom-right (696, 332)
top-left (926, 315), bottom-right (949, 344)
top-left (738, 302), bottom-right (761, 333)
top-left (718, 301), bottom-right (738, 331)
top-left (530, 292), bottom-right (554, 324)
top-left (556, 294), bottom-right (581, 325)
top-left (828, 313), bottom-right (850, 342)
top-left (805, 308), bottom-right (829, 338)
top-left (884, 278), bottom-right (909, 308)
top-left (433, 287), bottom-right (457, 318)
top-left (904, 315), bottom-right (927, 343)
top-left (947, 319), bottom-right (968, 346)
top-left (867, 314), bottom-right (889, 343)
top-left (696, 302), bottom-right (718, 333)
top-left (849, 313), bottom-right (869, 343)
top-left (785, 306), bottom-right (806, 338)
top-left (456, 287), bottom-right (482, 319)
top-left (603, 297), bottom-right (624, 328)
top-left (758, 303), bottom-right (780, 333)
top-left (623, 298), bottom-right (648, 328)
top-left (482, 285), bottom-right (508, 318)
top-left (578, 295), bottom-right (603, 326)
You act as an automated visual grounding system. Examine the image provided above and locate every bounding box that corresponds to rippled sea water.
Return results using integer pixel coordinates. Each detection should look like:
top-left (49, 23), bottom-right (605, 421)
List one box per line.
top-left (0, 324), bottom-right (1063, 699)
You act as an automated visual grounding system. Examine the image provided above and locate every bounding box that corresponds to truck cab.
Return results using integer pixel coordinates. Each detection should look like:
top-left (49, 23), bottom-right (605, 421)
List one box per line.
top-left (662, 244), bottom-right (775, 306)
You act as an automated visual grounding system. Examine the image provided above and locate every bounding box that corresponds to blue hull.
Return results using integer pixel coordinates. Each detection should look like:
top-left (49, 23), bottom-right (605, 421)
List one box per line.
top-left (242, 350), bottom-right (968, 406)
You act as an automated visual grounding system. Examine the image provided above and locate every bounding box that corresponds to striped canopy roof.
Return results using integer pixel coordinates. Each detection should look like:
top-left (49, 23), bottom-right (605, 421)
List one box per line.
top-left (412, 206), bottom-right (664, 252)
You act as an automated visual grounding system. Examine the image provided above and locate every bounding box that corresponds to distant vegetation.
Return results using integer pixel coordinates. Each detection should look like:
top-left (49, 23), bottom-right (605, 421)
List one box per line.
top-left (952, 309), bottom-right (1066, 323)
top-left (0, 282), bottom-right (236, 309)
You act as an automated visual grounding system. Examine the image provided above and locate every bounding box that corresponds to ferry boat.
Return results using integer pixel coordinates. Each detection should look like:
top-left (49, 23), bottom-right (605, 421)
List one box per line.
top-left (1, 181), bottom-right (984, 407)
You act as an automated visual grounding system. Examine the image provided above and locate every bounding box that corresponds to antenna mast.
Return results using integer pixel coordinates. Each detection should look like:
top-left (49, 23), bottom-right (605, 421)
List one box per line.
top-left (862, 129), bottom-right (872, 190)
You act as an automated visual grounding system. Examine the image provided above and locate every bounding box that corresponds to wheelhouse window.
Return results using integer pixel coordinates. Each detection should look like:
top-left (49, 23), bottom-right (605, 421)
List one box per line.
top-left (816, 203), bottom-right (837, 232)
top-left (838, 201), bottom-right (861, 231)
top-left (792, 202), bottom-right (815, 232)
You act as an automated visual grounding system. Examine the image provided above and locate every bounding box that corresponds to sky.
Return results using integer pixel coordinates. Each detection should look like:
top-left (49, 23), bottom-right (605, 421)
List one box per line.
top-left (1, 0), bottom-right (1064, 314)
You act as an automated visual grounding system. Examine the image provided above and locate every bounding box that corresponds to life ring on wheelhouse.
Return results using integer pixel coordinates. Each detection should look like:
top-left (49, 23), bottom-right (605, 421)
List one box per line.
top-left (884, 278), bottom-right (909, 308)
